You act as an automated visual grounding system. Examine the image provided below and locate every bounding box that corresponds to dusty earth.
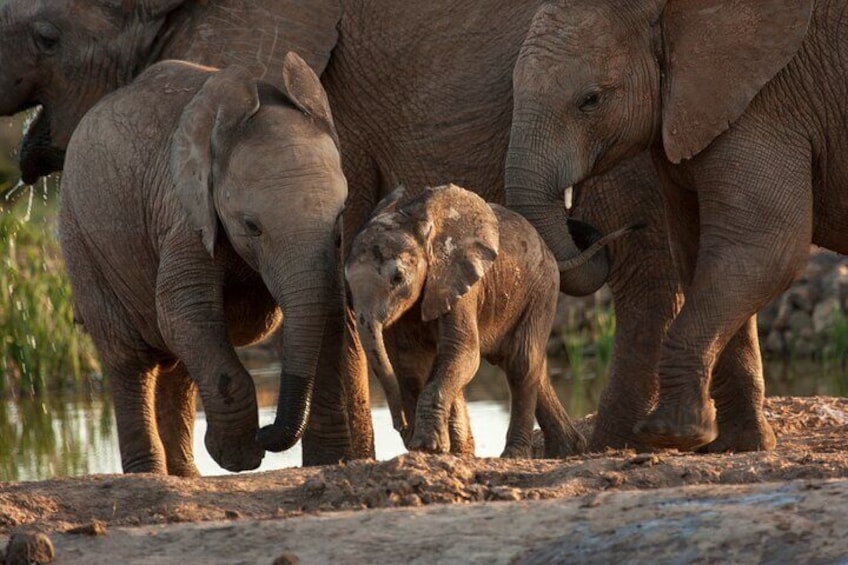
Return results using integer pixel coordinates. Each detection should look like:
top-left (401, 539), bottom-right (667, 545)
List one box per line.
top-left (2, 396), bottom-right (848, 563)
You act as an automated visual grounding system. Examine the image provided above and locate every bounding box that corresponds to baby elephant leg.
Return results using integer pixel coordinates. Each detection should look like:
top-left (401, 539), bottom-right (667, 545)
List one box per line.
top-left (448, 393), bottom-right (476, 456)
top-left (155, 362), bottom-right (200, 477)
top-left (501, 353), bottom-right (541, 459)
top-left (104, 352), bottom-right (168, 475)
top-left (535, 370), bottom-right (587, 458)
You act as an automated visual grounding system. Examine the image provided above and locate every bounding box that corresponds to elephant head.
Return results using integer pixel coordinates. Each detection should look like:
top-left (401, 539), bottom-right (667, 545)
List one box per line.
top-left (0, 0), bottom-right (342, 185)
top-left (506, 0), bottom-right (812, 271)
top-left (0, 0), bottom-right (194, 184)
top-left (345, 184), bottom-right (500, 434)
top-left (171, 53), bottom-right (347, 454)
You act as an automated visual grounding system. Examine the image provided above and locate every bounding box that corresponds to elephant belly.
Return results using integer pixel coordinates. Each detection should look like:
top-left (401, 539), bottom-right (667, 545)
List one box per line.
top-left (812, 168), bottom-right (848, 254)
top-left (224, 282), bottom-right (281, 347)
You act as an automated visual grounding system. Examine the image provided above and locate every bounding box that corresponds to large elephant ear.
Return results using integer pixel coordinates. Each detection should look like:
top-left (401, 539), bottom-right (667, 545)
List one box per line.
top-left (170, 65), bottom-right (260, 257)
top-left (417, 185), bottom-right (500, 322)
top-left (278, 51), bottom-right (340, 148)
top-left (661, 0), bottom-right (813, 163)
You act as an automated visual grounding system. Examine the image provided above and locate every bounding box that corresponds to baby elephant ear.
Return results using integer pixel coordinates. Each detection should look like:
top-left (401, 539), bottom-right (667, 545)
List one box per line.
top-left (170, 64), bottom-right (260, 257)
top-left (420, 185), bottom-right (500, 322)
top-left (279, 51), bottom-right (341, 148)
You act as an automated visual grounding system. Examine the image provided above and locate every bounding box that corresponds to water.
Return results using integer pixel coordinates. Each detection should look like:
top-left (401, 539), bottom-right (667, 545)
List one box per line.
top-left (1, 358), bottom-right (845, 482)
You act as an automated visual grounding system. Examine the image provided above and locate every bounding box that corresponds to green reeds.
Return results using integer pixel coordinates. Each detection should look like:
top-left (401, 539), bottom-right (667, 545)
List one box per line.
top-left (1, 195), bottom-right (99, 397)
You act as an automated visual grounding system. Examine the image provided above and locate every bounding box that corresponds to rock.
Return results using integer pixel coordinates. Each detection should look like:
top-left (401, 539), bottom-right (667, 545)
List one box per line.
top-left (812, 298), bottom-right (841, 335)
top-left (66, 521), bottom-right (106, 536)
top-left (786, 311), bottom-right (813, 335)
top-left (4, 531), bottom-right (54, 565)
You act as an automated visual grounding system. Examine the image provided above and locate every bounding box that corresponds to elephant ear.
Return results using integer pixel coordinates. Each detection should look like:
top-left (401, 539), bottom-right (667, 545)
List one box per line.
top-left (277, 51), bottom-right (341, 149)
top-left (418, 185), bottom-right (500, 322)
top-left (171, 65), bottom-right (260, 257)
top-left (661, 0), bottom-right (813, 163)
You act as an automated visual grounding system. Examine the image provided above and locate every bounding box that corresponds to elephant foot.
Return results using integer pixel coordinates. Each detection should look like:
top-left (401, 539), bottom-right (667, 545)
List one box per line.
top-left (698, 416), bottom-right (776, 453)
top-left (167, 461), bottom-right (201, 478)
top-left (407, 418), bottom-right (450, 454)
top-left (205, 429), bottom-right (264, 472)
top-left (501, 443), bottom-right (534, 459)
top-left (543, 429), bottom-right (587, 459)
top-left (588, 429), bottom-right (651, 453)
top-left (634, 399), bottom-right (717, 451)
top-left (122, 456), bottom-right (168, 475)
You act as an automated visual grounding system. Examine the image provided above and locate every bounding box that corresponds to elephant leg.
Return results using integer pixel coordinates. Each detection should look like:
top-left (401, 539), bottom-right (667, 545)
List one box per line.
top-left (156, 252), bottom-right (263, 472)
top-left (701, 316), bottom-right (776, 452)
top-left (382, 324), bottom-right (435, 449)
top-left (448, 394), bottom-right (476, 456)
top-left (581, 159), bottom-right (678, 451)
top-left (535, 369), bottom-right (586, 458)
top-left (104, 354), bottom-right (167, 475)
top-left (301, 296), bottom-right (374, 466)
top-left (155, 362), bottom-right (200, 477)
top-left (501, 355), bottom-right (541, 460)
top-left (636, 144), bottom-right (812, 450)
top-left (408, 303), bottom-right (480, 454)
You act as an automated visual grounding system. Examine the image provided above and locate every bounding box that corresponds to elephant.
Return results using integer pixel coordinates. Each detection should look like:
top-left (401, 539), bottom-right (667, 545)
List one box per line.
top-left (0, 0), bottom-right (367, 466)
top-left (506, 0), bottom-right (848, 451)
top-left (345, 184), bottom-right (642, 457)
top-left (0, 0), bottom-right (761, 457)
top-left (58, 53), bottom-right (348, 475)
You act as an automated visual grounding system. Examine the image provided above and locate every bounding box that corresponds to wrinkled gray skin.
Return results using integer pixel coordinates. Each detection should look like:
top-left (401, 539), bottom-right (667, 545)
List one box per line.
top-left (0, 0), bottom-right (363, 466)
top-left (347, 185), bottom-right (588, 458)
top-left (0, 0), bottom-right (744, 458)
top-left (59, 54), bottom-right (347, 475)
top-left (508, 0), bottom-right (847, 451)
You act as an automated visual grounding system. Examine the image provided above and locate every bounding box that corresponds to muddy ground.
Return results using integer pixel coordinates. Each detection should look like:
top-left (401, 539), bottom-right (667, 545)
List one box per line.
top-left (2, 396), bottom-right (848, 563)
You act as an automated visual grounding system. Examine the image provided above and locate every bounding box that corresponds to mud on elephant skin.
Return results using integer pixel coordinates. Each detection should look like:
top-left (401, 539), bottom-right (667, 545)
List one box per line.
top-left (507, 0), bottom-right (848, 451)
top-left (59, 54), bottom-right (347, 475)
top-left (346, 185), bottom-right (638, 458)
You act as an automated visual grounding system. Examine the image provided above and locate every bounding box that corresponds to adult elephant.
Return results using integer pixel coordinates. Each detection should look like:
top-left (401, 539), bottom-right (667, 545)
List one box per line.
top-left (506, 0), bottom-right (842, 451)
top-left (0, 0), bottom-right (762, 457)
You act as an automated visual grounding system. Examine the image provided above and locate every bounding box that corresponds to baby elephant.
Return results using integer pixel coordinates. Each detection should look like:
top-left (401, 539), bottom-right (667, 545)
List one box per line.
top-left (346, 184), bottom-right (636, 458)
top-left (60, 54), bottom-right (347, 475)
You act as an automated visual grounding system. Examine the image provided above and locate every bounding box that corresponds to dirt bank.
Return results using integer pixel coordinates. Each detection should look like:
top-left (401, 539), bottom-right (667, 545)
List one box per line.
top-left (2, 396), bottom-right (848, 563)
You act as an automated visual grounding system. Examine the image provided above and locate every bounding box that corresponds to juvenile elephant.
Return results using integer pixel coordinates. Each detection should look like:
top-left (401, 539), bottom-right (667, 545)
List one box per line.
top-left (59, 54), bottom-right (347, 475)
top-left (0, 0), bottom-right (359, 466)
top-left (346, 185), bottom-right (634, 457)
top-left (508, 0), bottom-right (847, 451)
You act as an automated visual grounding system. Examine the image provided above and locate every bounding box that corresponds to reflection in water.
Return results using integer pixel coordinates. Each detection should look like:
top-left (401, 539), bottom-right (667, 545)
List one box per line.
top-left (2, 358), bottom-right (845, 482)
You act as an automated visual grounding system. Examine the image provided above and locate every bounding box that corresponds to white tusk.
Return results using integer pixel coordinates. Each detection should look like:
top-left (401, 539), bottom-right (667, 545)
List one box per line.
top-left (564, 186), bottom-right (573, 211)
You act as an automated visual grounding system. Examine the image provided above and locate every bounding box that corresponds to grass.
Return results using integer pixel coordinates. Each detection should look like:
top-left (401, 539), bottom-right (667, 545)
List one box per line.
top-left (0, 186), bottom-right (99, 398)
top-left (557, 296), bottom-right (617, 380)
top-left (821, 306), bottom-right (848, 370)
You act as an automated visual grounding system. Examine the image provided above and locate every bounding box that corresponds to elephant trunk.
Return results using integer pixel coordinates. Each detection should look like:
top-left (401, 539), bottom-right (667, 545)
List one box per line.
top-left (505, 143), bottom-right (610, 296)
top-left (256, 239), bottom-right (336, 453)
top-left (358, 318), bottom-right (407, 433)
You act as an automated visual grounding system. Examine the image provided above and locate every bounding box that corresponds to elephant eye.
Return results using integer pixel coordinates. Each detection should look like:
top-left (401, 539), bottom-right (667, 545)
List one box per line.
top-left (578, 89), bottom-right (603, 113)
top-left (391, 271), bottom-right (404, 287)
top-left (243, 216), bottom-right (262, 237)
top-left (33, 21), bottom-right (60, 54)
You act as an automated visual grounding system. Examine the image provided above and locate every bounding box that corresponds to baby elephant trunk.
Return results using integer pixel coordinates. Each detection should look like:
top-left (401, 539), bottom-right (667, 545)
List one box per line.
top-left (358, 318), bottom-right (408, 433)
top-left (555, 220), bottom-right (646, 273)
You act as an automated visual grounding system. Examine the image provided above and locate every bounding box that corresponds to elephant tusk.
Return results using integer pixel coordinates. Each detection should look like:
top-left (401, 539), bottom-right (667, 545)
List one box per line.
top-left (564, 186), bottom-right (573, 211)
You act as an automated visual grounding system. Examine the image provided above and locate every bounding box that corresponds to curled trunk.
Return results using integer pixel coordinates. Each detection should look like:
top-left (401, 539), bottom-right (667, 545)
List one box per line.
top-left (505, 155), bottom-right (611, 296)
top-left (256, 242), bottom-right (337, 453)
